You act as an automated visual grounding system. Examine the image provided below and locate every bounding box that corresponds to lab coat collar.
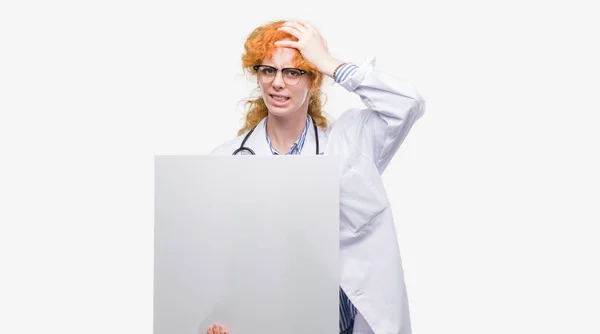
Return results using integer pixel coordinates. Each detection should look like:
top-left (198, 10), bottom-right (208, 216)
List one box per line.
top-left (301, 116), bottom-right (317, 156)
top-left (242, 117), bottom-right (272, 156)
top-left (244, 115), bottom-right (327, 156)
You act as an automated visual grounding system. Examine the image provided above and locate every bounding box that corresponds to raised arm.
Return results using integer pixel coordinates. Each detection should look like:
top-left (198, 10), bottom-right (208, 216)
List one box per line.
top-left (335, 58), bottom-right (425, 173)
top-left (275, 21), bottom-right (425, 174)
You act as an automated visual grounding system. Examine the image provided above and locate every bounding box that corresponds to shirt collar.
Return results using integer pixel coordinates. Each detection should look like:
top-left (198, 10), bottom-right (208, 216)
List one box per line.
top-left (264, 115), bottom-right (310, 155)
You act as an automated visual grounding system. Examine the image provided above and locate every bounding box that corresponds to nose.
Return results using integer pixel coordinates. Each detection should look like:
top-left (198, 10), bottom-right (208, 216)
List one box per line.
top-left (271, 71), bottom-right (286, 89)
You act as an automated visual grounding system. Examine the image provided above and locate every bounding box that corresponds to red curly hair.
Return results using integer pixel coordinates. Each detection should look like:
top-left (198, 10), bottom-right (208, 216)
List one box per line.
top-left (237, 20), bottom-right (328, 136)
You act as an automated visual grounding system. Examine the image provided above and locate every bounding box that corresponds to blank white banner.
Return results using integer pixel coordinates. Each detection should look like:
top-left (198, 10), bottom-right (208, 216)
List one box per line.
top-left (154, 155), bottom-right (340, 334)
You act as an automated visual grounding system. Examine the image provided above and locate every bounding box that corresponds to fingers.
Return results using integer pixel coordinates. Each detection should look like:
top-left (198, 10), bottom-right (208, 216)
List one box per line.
top-left (278, 20), bottom-right (321, 40)
top-left (207, 324), bottom-right (230, 334)
top-left (297, 20), bottom-right (318, 34)
top-left (275, 20), bottom-right (329, 61)
top-left (281, 21), bottom-right (308, 33)
top-left (276, 20), bottom-right (323, 48)
top-left (274, 39), bottom-right (299, 48)
top-left (277, 26), bottom-right (302, 39)
top-left (278, 21), bottom-right (304, 39)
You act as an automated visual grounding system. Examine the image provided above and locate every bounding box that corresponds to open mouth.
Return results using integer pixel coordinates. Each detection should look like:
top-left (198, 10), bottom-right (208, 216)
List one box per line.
top-left (270, 94), bottom-right (290, 106)
top-left (270, 94), bottom-right (290, 102)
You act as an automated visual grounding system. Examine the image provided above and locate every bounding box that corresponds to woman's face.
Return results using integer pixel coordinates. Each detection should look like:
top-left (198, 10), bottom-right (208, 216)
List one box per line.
top-left (256, 47), bottom-right (311, 117)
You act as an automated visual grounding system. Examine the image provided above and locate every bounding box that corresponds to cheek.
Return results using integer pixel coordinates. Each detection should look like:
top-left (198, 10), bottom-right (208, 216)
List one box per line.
top-left (258, 82), bottom-right (267, 93)
top-left (298, 88), bottom-right (310, 102)
top-left (289, 85), bottom-right (310, 102)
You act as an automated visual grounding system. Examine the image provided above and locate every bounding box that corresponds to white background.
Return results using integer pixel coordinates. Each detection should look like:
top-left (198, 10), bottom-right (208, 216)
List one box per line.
top-left (1, 0), bottom-right (598, 333)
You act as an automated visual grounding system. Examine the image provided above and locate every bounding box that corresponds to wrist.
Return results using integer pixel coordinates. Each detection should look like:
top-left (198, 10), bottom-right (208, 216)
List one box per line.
top-left (319, 57), bottom-right (344, 79)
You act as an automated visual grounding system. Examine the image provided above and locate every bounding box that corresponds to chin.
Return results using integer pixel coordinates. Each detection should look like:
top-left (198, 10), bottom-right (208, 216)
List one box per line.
top-left (267, 104), bottom-right (298, 117)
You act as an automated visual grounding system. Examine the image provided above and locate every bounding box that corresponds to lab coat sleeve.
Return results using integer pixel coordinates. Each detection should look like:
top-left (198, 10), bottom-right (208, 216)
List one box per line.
top-left (337, 56), bottom-right (426, 174)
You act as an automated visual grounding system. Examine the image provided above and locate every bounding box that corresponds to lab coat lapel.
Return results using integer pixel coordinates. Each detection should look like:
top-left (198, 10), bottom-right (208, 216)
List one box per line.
top-left (301, 116), bottom-right (315, 156)
top-left (301, 117), bottom-right (327, 155)
top-left (301, 117), bottom-right (328, 156)
top-left (244, 117), bottom-right (272, 155)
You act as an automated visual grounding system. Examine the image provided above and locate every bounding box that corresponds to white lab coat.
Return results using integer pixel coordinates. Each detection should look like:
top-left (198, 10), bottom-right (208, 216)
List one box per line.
top-left (210, 56), bottom-right (425, 334)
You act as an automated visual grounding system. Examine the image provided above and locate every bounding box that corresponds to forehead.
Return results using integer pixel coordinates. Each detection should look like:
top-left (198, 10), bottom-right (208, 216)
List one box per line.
top-left (262, 47), bottom-right (298, 67)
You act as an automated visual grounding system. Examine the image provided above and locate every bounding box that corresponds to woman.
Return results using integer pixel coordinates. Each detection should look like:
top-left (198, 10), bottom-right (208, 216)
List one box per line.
top-left (209, 20), bottom-right (425, 334)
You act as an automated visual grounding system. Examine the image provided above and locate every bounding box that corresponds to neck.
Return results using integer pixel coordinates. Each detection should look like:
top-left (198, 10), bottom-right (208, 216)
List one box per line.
top-left (266, 111), bottom-right (308, 154)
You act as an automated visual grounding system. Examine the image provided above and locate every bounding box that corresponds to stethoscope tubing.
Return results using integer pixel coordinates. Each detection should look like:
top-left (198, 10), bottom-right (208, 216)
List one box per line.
top-left (232, 120), bottom-right (319, 155)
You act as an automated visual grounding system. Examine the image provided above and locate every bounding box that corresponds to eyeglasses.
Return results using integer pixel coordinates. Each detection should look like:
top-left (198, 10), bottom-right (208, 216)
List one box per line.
top-left (253, 65), bottom-right (308, 85)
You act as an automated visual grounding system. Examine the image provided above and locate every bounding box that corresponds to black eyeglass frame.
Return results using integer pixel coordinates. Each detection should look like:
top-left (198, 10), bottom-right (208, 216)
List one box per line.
top-left (252, 65), bottom-right (309, 84)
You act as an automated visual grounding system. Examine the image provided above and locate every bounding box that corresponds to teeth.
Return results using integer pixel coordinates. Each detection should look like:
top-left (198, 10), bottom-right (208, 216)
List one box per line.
top-left (272, 95), bottom-right (288, 101)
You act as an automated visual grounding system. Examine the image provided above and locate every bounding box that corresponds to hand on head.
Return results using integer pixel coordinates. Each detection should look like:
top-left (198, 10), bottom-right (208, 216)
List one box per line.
top-left (207, 323), bottom-right (230, 334)
top-left (275, 21), bottom-right (342, 78)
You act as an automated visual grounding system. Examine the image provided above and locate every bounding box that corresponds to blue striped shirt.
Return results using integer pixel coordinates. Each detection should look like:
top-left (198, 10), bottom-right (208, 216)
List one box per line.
top-left (264, 115), bottom-right (310, 155)
top-left (265, 65), bottom-right (360, 333)
top-left (339, 287), bottom-right (358, 333)
top-left (335, 63), bottom-right (359, 84)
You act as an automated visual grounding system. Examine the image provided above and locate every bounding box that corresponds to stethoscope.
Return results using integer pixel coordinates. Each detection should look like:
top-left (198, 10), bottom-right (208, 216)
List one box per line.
top-left (232, 119), bottom-right (320, 155)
